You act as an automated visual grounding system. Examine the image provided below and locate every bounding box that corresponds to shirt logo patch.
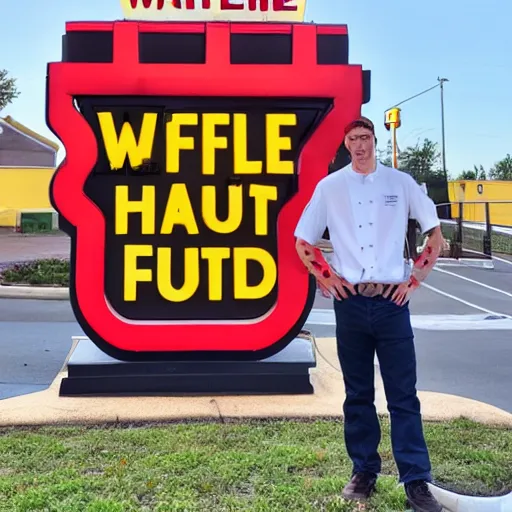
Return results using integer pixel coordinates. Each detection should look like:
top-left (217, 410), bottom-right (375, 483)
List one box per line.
top-left (384, 194), bottom-right (398, 206)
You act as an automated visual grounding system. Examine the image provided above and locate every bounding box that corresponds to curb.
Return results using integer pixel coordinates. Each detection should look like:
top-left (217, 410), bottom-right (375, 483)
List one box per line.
top-left (2, 336), bottom-right (511, 429)
top-left (436, 257), bottom-right (495, 269)
top-left (0, 285), bottom-right (69, 300)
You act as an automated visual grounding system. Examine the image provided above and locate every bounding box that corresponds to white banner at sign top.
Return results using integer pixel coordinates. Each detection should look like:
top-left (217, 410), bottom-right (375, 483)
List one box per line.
top-left (120, 0), bottom-right (306, 23)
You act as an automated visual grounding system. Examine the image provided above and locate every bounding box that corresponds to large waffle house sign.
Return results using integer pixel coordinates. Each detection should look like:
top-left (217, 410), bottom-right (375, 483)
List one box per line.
top-left (47, 0), bottom-right (370, 360)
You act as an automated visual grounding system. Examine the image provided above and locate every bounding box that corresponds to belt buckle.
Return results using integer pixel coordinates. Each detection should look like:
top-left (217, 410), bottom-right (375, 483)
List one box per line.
top-left (360, 283), bottom-right (376, 297)
top-left (360, 283), bottom-right (383, 297)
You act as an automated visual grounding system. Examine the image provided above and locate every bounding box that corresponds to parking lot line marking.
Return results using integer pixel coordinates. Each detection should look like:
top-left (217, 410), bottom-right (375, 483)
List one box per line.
top-left (494, 255), bottom-right (512, 266)
top-left (462, 248), bottom-right (512, 267)
top-left (433, 267), bottom-right (512, 299)
top-left (305, 309), bottom-right (512, 329)
top-left (421, 282), bottom-right (512, 318)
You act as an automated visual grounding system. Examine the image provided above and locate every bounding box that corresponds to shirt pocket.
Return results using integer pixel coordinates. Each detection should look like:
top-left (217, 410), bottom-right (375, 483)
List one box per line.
top-left (382, 193), bottom-right (400, 207)
top-left (378, 191), bottom-right (406, 234)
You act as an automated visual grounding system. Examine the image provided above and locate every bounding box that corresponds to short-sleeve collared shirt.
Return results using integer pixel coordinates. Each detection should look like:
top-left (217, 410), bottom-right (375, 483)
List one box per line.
top-left (294, 161), bottom-right (440, 285)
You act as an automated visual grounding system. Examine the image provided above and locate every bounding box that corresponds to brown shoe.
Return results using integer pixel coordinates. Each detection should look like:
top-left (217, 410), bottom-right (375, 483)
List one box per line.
top-left (342, 472), bottom-right (377, 500)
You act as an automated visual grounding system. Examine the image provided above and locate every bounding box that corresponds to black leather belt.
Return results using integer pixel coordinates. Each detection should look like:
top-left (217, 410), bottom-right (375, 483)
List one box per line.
top-left (343, 283), bottom-right (399, 298)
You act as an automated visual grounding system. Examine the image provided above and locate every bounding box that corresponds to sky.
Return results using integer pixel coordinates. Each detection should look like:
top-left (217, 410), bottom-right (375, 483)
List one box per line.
top-left (0, 0), bottom-right (510, 178)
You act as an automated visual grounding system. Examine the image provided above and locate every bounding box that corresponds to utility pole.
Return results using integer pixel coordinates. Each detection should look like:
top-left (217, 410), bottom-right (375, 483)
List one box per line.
top-left (386, 78), bottom-right (449, 176)
top-left (438, 77), bottom-right (449, 179)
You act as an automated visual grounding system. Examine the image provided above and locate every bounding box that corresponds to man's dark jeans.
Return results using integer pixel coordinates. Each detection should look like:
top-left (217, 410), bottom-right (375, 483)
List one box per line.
top-left (333, 293), bottom-right (432, 484)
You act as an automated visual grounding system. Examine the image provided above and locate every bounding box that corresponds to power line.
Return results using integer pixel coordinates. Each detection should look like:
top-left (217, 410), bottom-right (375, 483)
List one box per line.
top-left (387, 83), bottom-right (440, 110)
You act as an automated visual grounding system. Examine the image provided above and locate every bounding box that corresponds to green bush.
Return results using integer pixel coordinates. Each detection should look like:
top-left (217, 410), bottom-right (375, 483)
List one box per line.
top-left (0, 259), bottom-right (70, 287)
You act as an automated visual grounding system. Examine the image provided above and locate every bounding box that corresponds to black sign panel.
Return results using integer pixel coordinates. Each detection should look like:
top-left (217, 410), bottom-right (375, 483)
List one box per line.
top-left (77, 97), bottom-right (330, 321)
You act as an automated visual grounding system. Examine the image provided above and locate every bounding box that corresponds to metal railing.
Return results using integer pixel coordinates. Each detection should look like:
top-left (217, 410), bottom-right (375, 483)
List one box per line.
top-left (412, 201), bottom-right (512, 259)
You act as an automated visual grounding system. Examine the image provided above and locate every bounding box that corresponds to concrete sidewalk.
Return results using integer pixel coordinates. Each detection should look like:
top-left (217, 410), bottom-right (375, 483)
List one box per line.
top-left (1, 337), bottom-right (510, 427)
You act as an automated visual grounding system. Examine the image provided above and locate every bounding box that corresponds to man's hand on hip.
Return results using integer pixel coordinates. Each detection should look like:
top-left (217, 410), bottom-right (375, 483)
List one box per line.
top-left (316, 271), bottom-right (356, 300)
top-left (295, 238), bottom-right (356, 300)
top-left (391, 226), bottom-right (444, 306)
top-left (391, 277), bottom-right (420, 306)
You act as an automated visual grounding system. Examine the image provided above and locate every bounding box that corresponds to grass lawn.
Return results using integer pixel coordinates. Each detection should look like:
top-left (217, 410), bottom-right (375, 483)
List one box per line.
top-left (0, 418), bottom-right (510, 511)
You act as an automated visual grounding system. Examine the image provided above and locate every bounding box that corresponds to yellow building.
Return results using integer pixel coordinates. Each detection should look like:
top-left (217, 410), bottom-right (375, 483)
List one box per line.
top-left (448, 179), bottom-right (512, 227)
top-left (0, 116), bottom-right (59, 229)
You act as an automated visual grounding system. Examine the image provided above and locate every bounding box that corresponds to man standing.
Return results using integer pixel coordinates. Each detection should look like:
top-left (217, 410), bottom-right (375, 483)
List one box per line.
top-left (294, 117), bottom-right (444, 512)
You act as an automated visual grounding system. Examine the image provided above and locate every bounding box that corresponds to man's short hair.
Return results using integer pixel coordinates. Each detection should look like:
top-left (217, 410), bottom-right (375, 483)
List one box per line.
top-left (344, 116), bottom-right (375, 136)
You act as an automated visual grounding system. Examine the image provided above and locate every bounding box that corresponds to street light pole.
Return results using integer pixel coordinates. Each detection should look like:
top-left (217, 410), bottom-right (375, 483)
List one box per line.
top-left (392, 123), bottom-right (398, 168)
top-left (438, 77), bottom-right (449, 179)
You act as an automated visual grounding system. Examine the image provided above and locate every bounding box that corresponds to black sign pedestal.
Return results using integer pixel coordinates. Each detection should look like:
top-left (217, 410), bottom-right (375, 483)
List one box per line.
top-left (59, 334), bottom-right (317, 396)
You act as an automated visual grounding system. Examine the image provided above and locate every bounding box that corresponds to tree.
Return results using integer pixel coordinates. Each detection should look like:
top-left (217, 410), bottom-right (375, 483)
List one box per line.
top-left (396, 138), bottom-right (444, 183)
top-left (377, 137), bottom-right (449, 206)
top-left (378, 137), bottom-right (446, 181)
top-left (457, 165), bottom-right (487, 180)
top-left (0, 69), bottom-right (20, 112)
top-left (377, 139), bottom-right (393, 167)
top-left (489, 154), bottom-right (512, 181)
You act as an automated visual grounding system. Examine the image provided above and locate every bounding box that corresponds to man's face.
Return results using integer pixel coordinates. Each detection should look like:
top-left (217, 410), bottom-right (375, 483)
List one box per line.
top-left (344, 126), bottom-right (375, 164)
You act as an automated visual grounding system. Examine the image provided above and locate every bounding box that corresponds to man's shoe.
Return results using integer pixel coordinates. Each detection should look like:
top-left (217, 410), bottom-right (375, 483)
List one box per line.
top-left (342, 472), bottom-right (377, 500)
top-left (405, 480), bottom-right (443, 512)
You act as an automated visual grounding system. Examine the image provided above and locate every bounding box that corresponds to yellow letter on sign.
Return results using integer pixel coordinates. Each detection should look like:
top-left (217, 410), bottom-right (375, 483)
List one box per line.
top-left (166, 113), bottom-right (198, 173)
top-left (249, 184), bottom-right (278, 236)
top-left (201, 247), bottom-right (231, 301)
top-left (160, 183), bottom-right (199, 235)
top-left (266, 113), bottom-right (296, 174)
top-left (124, 245), bottom-right (153, 301)
top-left (233, 247), bottom-right (277, 300)
top-left (233, 113), bottom-right (263, 174)
top-left (97, 112), bottom-right (157, 170)
top-left (202, 113), bottom-right (230, 175)
top-left (157, 247), bottom-right (200, 302)
top-left (115, 185), bottom-right (155, 235)
top-left (202, 185), bottom-right (243, 234)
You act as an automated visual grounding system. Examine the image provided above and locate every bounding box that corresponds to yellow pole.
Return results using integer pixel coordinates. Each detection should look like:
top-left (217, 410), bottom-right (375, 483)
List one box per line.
top-left (392, 124), bottom-right (398, 168)
top-left (385, 107), bottom-right (401, 169)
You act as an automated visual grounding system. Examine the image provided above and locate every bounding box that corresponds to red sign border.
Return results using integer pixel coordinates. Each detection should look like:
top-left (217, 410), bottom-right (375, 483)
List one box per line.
top-left (47, 21), bottom-right (364, 360)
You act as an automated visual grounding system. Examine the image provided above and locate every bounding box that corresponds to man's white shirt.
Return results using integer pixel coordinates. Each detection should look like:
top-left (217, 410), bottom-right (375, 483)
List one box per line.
top-left (294, 161), bottom-right (440, 285)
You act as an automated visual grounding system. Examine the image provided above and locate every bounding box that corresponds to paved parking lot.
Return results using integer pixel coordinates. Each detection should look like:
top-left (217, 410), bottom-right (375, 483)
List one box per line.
top-left (308, 257), bottom-right (512, 412)
top-left (0, 233), bottom-right (511, 412)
